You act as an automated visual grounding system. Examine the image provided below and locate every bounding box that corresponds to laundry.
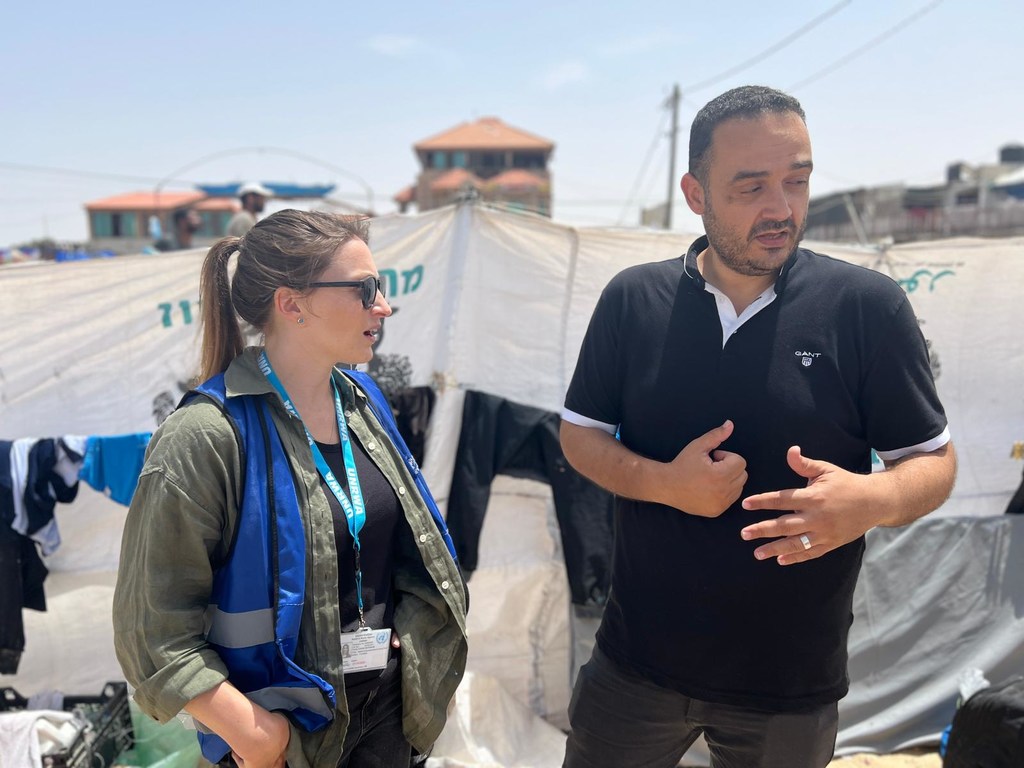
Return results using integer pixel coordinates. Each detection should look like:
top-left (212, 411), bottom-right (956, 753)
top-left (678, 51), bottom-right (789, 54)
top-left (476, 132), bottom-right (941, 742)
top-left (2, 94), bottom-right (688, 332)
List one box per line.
top-left (79, 433), bottom-right (152, 506)
top-left (446, 390), bottom-right (614, 607)
top-left (0, 521), bottom-right (49, 675)
top-left (388, 386), bottom-right (436, 467)
top-left (1005, 465), bottom-right (1024, 514)
top-left (0, 428), bottom-right (153, 677)
top-left (23, 440), bottom-right (80, 554)
top-left (0, 437), bottom-right (74, 675)
top-left (4, 438), bottom-right (86, 555)
top-left (0, 708), bottom-right (81, 768)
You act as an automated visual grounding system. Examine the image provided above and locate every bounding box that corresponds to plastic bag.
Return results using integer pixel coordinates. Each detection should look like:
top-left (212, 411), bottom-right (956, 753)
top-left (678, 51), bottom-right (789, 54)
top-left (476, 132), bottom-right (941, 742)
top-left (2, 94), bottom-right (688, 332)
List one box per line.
top-left (939, 667), bottom-right (992, 757)
top-left (115, 703), bottom-right (201, 768)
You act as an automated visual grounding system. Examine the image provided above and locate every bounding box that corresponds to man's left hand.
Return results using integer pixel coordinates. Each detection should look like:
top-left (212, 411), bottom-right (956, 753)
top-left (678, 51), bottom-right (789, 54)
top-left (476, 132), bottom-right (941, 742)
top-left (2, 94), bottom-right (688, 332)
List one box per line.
top-left (739, 446), bottom-right (881, 565)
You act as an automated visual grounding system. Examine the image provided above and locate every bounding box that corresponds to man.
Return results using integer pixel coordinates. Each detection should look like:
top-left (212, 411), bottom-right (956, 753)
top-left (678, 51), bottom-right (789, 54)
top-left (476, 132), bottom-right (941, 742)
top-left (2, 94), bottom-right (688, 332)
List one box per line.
top-left (154, 207), bottom-right (202, 251)
top-left (226, 181), bottom-right (273, 236)
top-left (560, 85), bottom-right (956, 768)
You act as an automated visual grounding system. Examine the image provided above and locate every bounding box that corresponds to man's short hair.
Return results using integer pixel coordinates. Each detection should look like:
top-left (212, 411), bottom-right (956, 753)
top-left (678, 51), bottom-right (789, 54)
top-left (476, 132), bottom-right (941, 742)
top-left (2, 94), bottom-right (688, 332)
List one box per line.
top-left (688, 85), bottom-right (806, 182)
top-left (173, 208), bottom-right (192, 226)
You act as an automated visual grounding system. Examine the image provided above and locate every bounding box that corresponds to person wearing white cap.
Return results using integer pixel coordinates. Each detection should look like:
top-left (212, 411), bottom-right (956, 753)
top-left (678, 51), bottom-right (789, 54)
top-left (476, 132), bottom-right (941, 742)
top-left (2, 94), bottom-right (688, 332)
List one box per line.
top-left (227, 181), bottom-right (274, 237)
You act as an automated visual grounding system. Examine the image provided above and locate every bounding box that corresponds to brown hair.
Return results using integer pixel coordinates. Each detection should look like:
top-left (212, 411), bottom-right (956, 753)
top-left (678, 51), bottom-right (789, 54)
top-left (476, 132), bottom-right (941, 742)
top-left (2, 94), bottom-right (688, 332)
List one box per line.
top-left (198, 209), bottom-right (370, 380)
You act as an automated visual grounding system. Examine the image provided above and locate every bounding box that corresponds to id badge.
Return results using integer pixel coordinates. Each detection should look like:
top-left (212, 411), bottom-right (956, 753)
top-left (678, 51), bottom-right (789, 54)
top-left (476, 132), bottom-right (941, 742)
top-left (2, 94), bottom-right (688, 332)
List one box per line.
top-left (340, 627), bottom-right (391, 673)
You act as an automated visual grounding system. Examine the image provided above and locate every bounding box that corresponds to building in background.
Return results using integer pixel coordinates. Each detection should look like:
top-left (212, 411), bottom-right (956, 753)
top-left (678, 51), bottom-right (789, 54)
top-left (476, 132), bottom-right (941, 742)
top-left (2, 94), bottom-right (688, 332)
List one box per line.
top-left (84, 183), bottom-right (342, 254)
top-left (85, 191), bottom-right (237, 254)
top-left (807, 144), bottom-right (1024, 244)
top-left (395, 117), bottom-right (555, 217)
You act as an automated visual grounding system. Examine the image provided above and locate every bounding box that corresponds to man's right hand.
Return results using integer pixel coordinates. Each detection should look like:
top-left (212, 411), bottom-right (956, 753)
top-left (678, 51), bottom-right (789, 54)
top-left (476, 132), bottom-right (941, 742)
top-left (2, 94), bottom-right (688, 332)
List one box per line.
top-left (660, 420), bottom-right (747, 517)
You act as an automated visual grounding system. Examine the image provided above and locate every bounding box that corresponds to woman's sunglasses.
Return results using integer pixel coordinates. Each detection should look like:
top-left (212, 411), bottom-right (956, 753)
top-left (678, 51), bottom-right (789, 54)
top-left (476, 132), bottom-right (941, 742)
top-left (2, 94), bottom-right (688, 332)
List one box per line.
top-left (309, 275), bottom-right (385, 309)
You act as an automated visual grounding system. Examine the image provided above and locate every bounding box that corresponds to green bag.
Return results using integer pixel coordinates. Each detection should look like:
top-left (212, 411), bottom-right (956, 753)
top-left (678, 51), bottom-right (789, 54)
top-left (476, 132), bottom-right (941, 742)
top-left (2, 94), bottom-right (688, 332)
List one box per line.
top-left (115, 703), bottom-right (202, 768)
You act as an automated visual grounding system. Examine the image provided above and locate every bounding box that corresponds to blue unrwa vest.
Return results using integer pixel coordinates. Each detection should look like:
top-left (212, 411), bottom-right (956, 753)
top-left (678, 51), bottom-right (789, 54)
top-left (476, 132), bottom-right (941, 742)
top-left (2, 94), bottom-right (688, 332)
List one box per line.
top-left (186, 369), bottom-right (458, 762)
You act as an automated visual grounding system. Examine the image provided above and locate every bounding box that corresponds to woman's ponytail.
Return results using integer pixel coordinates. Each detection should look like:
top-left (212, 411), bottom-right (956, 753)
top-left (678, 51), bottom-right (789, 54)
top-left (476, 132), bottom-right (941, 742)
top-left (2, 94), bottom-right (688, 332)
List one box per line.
top-left (198, 236), bottom-right (244, 381)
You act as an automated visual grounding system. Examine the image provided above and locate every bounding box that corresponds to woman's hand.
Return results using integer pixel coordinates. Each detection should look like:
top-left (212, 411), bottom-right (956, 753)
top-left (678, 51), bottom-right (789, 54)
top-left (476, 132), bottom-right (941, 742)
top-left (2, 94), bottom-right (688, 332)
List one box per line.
top-left (230, 708), bottom-right (290, 768)
top-left (185, 683), bottom-right (291, 768)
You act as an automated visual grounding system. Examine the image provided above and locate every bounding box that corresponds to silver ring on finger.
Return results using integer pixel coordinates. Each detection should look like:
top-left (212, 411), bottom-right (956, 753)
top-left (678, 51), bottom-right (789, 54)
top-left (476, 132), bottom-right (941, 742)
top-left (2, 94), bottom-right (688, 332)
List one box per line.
top-left (799, 534), bottom-right (812, 551)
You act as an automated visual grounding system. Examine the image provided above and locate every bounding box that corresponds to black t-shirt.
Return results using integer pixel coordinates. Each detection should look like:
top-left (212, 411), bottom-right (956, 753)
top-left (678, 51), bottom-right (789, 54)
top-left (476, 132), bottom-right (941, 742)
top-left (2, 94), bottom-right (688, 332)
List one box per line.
top-left (564, 236), bottom-right (947, 711)
top-left (315, 432), bottom-right (402, 698)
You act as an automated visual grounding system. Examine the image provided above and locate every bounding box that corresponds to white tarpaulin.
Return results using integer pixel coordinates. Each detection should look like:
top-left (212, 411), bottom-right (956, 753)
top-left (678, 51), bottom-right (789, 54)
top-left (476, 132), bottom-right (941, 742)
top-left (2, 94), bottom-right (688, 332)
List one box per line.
top-left (1, 202), bottom-right (1022, 764)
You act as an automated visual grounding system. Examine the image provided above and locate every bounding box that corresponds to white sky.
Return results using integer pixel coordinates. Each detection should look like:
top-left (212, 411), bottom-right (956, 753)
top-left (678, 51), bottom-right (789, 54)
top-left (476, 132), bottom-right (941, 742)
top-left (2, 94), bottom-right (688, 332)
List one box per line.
top-left (2, 0), bottom-right (1022, 246)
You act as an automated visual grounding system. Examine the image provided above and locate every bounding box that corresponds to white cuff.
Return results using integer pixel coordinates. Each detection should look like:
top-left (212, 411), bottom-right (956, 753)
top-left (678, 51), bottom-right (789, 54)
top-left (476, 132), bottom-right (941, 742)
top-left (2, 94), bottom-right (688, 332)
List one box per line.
top-left (874, 426), bottom-right (951, 462)
top-left (560, 408), bottom-right (618, 435)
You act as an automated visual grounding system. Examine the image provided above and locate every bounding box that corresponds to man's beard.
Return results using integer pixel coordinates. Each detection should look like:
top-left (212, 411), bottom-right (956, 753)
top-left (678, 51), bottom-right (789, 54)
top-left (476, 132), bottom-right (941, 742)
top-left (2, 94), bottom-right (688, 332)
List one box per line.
top-left (704, 200), bottom-right (806, 277)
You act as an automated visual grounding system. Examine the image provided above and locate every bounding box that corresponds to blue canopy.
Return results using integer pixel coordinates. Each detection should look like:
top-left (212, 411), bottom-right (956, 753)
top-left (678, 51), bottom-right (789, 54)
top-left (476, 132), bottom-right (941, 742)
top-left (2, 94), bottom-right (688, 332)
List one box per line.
top-left (196, 182), bottom-right (336, 199)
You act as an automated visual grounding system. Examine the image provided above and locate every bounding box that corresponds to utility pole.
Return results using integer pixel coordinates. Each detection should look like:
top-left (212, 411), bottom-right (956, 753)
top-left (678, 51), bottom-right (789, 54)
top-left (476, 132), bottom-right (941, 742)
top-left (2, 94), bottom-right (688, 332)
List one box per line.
top-left (664, 84), bottom-right (681, 230)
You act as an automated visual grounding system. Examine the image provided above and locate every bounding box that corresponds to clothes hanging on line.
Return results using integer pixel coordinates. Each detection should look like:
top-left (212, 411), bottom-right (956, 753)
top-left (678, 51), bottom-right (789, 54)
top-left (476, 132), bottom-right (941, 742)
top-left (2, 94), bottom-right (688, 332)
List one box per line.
top-left (1006, 465), bottom-right (1024, 515)
top-left (4, 438), bottom-right (83, 557)
top-left (0, 438), bottom-right (59, 675)
top-left (0, 431), bottom-right (148, 675)
top-left (387, 386), bottom-right (436, 468)
top-left (79, 433), bottom-right (152, 506)
top-left (446, 390), bottom-right (614, 608)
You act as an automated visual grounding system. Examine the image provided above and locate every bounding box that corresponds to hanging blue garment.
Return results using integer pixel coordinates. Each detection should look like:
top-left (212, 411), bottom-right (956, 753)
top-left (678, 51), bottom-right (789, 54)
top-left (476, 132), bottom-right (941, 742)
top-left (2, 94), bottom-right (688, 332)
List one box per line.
top-left (79, 433), bottom-right (152, 506)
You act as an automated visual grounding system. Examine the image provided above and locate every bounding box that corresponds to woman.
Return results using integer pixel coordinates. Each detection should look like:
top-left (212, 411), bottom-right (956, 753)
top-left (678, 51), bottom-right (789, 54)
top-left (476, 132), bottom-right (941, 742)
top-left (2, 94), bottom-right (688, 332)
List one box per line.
top-left (113, 210), bottom-right (468, 768)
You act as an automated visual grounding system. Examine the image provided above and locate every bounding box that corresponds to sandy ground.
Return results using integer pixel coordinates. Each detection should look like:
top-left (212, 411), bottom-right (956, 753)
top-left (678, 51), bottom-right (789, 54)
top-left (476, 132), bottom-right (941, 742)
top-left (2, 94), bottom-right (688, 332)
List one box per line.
top-left (828, 750), bottom-right (941, 767)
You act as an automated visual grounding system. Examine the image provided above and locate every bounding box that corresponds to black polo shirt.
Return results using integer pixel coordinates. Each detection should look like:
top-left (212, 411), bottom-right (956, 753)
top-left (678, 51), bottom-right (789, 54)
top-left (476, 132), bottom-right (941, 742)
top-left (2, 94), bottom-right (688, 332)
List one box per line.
top-left (563, 236), bottom-right (947, 711)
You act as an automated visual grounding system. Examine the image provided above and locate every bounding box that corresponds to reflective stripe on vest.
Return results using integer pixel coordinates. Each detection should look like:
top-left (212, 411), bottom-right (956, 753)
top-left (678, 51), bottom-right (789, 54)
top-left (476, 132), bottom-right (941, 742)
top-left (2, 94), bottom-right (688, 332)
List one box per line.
top-left (186, 375), bottom-right (336, 763)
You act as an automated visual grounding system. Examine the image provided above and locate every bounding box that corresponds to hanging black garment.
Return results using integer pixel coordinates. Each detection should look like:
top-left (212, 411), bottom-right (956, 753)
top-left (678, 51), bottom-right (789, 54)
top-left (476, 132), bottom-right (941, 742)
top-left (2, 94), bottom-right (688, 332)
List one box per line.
top-left (447, 390), bottom-right (613, 607)
top-left (387, 387), bottom-right (436, 468)
top-left (1005, 465), bottom-right (1024, 514)
top-left (24, 438), bottom-right (79, 536)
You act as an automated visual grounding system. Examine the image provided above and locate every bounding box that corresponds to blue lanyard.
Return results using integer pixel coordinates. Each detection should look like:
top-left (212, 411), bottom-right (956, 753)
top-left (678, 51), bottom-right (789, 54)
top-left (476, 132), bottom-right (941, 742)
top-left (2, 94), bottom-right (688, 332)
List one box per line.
top-left (258, 351), bottom-right (369, 623)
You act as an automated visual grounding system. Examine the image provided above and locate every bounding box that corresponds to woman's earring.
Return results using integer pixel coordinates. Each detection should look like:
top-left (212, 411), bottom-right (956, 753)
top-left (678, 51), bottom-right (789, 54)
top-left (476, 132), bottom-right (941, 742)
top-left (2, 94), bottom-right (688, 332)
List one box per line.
top-left (297, 317), bottom-right (305, 325)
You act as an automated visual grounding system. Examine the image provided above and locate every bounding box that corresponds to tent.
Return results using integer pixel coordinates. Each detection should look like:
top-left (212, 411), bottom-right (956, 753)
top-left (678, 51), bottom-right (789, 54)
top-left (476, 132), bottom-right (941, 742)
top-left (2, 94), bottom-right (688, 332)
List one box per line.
top-left (1, 202), bottom-right (1022, 764)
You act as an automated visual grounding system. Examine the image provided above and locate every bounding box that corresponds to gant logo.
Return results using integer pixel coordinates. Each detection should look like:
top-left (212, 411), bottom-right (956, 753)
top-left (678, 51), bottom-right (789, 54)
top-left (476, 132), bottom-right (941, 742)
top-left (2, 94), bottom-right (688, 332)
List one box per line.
top-left (795, 350), bottom-right (821, 367)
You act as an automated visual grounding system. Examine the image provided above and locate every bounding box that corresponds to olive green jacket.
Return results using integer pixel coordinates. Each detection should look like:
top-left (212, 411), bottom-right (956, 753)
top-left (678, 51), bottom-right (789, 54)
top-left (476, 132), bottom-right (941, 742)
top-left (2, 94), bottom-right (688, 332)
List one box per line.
top-left (113, 349), bottom-right (468, 767)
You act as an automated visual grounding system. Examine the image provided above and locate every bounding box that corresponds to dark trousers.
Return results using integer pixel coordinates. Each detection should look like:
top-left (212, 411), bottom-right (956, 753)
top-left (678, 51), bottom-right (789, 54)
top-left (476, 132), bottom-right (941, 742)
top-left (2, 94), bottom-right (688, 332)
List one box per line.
top-left (338, 658), bottom-right (411, 768)
top-left (563, 647), bottom-right (838, 768)
top-left (216, 661), bottom-right (411, 768)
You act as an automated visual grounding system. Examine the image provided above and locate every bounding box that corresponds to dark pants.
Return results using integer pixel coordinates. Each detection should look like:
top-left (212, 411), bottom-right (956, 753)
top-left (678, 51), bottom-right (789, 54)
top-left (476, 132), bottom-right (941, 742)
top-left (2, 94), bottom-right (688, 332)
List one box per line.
top-left (338, 658), bottom-right (412, 768)
top-left (215, 662), bottom-right (411, 768)
top-left (563, 647), bottom-right (838, 768)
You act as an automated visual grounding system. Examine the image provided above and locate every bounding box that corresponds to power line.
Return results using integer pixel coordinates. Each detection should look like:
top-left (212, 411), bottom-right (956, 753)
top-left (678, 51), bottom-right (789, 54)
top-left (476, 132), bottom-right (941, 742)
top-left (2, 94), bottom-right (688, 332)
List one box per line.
top-left (152, 146), bottom-right (375, 210)
top-left (788, 0), bottom-right (944, 91)
top-left (0, 151), bottom-right (377, 205)
top-left (682, 0), bottom-right (853, 93)
top-left (617, 107), bottom-right (671, 225)
top-left (640, 142), bottom-right (670, 208)
top-left (0, 212), bottom-right (83, 230)
top-left (0, 161), bottom-right (194, 187)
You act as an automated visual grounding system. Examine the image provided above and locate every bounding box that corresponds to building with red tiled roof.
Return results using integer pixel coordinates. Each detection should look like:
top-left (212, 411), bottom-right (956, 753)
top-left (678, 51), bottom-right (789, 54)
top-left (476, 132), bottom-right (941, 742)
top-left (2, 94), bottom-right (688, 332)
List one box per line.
top-left (415, 117), bottom-right (554, 152)
top-left (85, 191), bottom-right (238, 253)
top-left (396, 117), bottom-right (554, 216)
top-left (393, 185), bottom-right (416, 206)
top-left (430, 168), bottom-right (483, 193)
